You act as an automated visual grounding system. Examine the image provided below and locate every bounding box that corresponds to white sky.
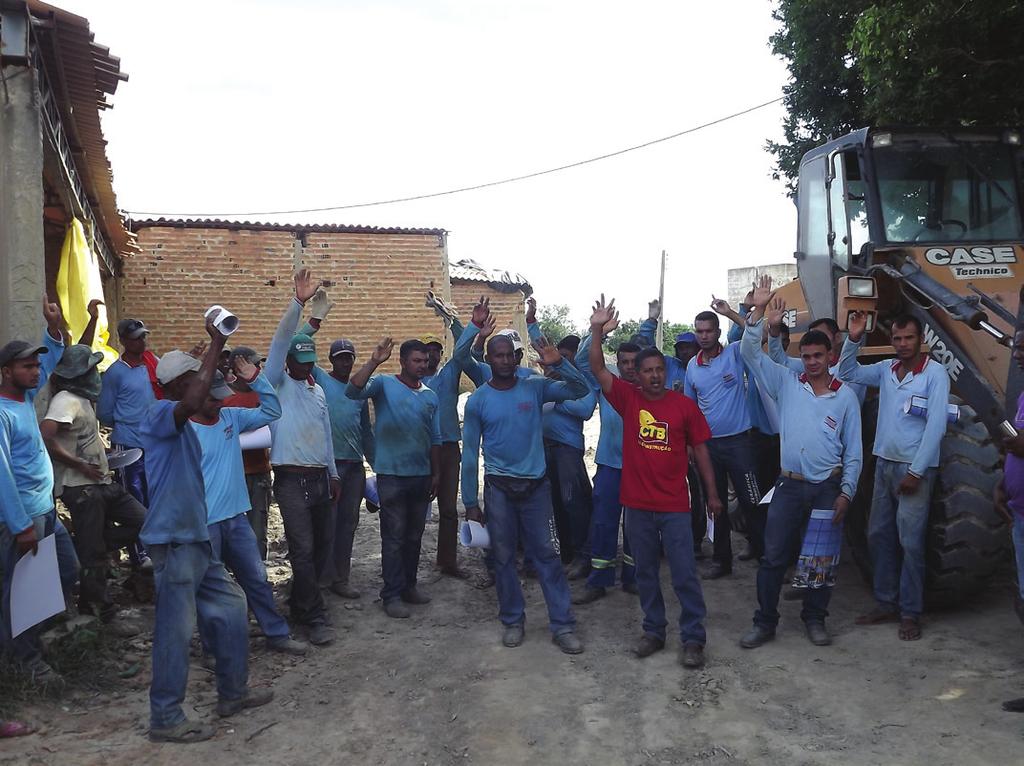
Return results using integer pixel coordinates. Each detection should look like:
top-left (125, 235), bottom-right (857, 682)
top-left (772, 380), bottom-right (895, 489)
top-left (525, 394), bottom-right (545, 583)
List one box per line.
top-left (71, 0), bottom-right (795, 329)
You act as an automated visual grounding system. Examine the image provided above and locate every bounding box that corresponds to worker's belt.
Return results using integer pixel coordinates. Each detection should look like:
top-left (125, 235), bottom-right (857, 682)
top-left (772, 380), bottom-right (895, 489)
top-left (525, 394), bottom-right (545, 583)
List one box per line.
top-left (780, 467), bottom-right (842, 482)
top-left (275, 465), bottom-right (328, 476)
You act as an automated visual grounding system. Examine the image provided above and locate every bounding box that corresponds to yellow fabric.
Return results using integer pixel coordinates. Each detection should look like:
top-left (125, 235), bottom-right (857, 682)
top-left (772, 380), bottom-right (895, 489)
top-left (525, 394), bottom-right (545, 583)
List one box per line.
top-left (56, 219), bottom-right (119, 371)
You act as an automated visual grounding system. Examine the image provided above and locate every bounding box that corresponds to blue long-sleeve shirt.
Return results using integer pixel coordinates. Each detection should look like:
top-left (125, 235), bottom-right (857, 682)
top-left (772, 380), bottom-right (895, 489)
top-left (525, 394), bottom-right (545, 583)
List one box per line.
top-left (727, 311), bottom-right (778, 436)
top-left (684, 341), bottom-right (751, 438)
top-left (422, 318), bottom-right (478, 443)
top-left (98, 357), bottom-right (157, 447)
top-left (837, 335), bottom-right (949, 476)
top-left (575, 331), bottom-right (625, 469)
top-left (347, 374), bottom-right (441, 477)
top-left (542, 390), bottom-right (597, 450)
top-left (741, 321), bottom-right (862, 497)
top-left (635, 317), bottom-right (687, 391)
top-left (466, 320), bottom-right (536, 382)
top-left (767, 332), bottom-right (867, 406)
top-left (191, 373), bottom-right (281, 524)
top-left (312, 367), bottom-right (375, 466)
top-left (461, 358), bottom-right (589, 508)
top-left (265, 298), bottom-right (337, 478)
top-left (0, 330), bottom-right (64, 532)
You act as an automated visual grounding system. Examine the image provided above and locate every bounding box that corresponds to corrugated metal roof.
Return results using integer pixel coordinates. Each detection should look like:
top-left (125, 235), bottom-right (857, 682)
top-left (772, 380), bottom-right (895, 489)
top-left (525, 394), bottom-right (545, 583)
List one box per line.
top-left (129, 218), bottom-right (448, 236)
top-left (449, 258), bottom-right (531, 292)
top-left (29, 1), bottom-right (131, 258)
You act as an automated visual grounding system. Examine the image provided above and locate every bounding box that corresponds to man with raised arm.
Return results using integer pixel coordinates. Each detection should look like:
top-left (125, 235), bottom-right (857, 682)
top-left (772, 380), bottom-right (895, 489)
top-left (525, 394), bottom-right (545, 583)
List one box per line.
top-left (840, 310), bottom-right (949, 642)
top-left (587, 296), bottom-right (721, 669)
top-left (737, 288), bottom-right (862, 649)
top-left (461, 331), bottom-right (590, 653)
top-left (346, 337), bottom-right (441, 619)
top-left (765, 315), bottom-right (867, 405)
top-left (142, 317), bottom-right (271, 743)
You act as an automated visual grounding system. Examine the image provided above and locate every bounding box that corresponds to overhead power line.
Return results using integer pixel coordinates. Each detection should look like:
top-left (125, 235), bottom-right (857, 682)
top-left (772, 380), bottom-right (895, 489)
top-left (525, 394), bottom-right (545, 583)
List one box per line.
top-left (124, 96), bottom-right (782, 219)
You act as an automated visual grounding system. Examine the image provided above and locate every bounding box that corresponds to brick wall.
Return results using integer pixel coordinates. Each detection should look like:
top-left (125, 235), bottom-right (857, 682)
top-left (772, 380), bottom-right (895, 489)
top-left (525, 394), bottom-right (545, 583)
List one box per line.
top-left (450, 281), bottom-right (527, 346)
top-left (121, 224), bottom-right (451, 374)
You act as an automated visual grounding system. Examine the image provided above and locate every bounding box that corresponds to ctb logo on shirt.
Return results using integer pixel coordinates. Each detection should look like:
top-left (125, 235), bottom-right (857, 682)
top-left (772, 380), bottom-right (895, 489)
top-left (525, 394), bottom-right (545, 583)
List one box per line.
top-left (638, 409), bottom-right (670, 451)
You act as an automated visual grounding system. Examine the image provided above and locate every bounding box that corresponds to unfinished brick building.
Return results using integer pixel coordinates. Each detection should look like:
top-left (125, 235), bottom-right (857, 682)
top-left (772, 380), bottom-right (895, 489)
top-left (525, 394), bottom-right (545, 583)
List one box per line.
top-left (122, 219), bottom-right (529, 373)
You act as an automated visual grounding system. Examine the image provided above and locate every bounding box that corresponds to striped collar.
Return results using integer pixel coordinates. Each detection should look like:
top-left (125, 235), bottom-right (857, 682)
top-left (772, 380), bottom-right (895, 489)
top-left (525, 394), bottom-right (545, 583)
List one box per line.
top-left (891, 354), bottom-right (929, 376)
top-left (695, 344), bottom-right (724, 366)
top-left (798, 372), bottom-right (843, 392)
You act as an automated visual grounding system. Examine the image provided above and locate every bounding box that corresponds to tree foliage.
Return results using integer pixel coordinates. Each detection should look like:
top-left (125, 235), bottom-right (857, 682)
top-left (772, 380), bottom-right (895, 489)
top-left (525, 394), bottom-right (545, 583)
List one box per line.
top-left (537, 304), bottom-right (581, 344)
top-left (606, 318), bottom-right (693, 355)
top-left (769, 0), bottom-right (1024, 191)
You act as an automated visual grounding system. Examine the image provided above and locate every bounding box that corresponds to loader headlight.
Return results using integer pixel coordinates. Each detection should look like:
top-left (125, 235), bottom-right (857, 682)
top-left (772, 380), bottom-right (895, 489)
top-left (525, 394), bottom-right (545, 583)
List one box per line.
top-left (846, 277), bottom-right (876, 298)
top-left (872, 133), bottom-right (893, 148)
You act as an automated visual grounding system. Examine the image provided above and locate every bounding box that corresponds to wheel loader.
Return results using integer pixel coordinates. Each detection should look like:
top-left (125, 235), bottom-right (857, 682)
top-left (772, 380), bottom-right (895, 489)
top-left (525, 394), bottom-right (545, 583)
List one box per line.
top-left (771, 127), bottom-right (1024, 607)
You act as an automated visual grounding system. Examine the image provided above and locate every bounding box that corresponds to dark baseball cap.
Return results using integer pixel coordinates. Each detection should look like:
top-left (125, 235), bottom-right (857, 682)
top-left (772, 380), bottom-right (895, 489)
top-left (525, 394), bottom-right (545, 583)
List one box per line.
top-left (675, 331), bottom-right (697, 345)
top-left (557, 334), bottom-right (581, 354)
top-left (117, 318), bottom-right (149, 339)
top-left (329, 339), bottom-right (356, 358)
top-left (0, 340), bottom-right (49, 368)
top-left (229, 346), bottom-right (266, 365)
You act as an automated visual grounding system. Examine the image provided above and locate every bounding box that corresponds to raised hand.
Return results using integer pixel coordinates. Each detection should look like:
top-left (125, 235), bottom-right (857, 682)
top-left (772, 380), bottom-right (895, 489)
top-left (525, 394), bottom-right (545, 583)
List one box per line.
top-left (309, 288), bottom-right (334, 321)
top-left (525, 296), bottom-right (537, 324)
top-left (710, 295), bottom-right (732, 316)
top-left (371, 337), bottom-right (394, 365)
top-left (205, 314), bottom-right (228, 341)
top-left (751, 274), bottom-right (774, 310)
top-left (42, 294), bottom-right (63, 333)
top-left (232, 355), bottom-right (259, 382)
top-left (602, 312), bottom-right (620, 337)
top-left (471, 295), bottom-right (491, 327)
top-left (847, 310), bottom-right (868, 342)
top-left (87, 298), bottom-right (104, 319)
top-left (590, 294), bottom-right (616, 331)
top-left (648, 298), bottom-right (661, 321)
top-left (479, 313), bottom-right (497, 340)
top-left (189, 339), bottom-right (209, 358)
top-left (532, 335), bottom-right (563, 367)
top-left (765, 296), bottom-right (787, 328)
top-left (294, 267), bottom-right (319, 304)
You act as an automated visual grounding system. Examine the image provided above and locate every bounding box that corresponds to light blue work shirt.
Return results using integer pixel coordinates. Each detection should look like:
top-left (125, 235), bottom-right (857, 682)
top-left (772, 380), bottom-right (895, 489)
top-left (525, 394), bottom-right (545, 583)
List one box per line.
top-left (313, 367), bottom-right (375, 466)
top-left (347, 375), bottom-right (441, 477)
top-left (190, 374), bottom-right (281, 525)
top-left (98, 357), bottom-right (157, 447)
top-left (461, 359), bottom-right (590, 508)
top-left (741, 321), bottom-right (862, 497)
top-left (422, 318), bottom-right (478, 443)
top-left (684, 341), bottom-right (751, 438)
top-left (576, 332), bottom-right (625, 469)
top-left (542, 390), bottom-right (597, 450)
top-left (767, 332), bottom-right (867, 406)
top-left (838, 336), bottom-right (950, 476)
top-left (727, 312), bottom-right (778, 436)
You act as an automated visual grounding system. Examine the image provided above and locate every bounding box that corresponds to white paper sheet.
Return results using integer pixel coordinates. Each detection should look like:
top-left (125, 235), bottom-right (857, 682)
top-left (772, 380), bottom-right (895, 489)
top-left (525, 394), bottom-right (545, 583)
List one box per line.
top-left (239, 425), bottom-right (272, 450)
top-left (11, 534), bottom-right (65, 638)
top-left (759, 486), bottom-right (776, 505)
top-left (459, 520), bottom-right (490, 548)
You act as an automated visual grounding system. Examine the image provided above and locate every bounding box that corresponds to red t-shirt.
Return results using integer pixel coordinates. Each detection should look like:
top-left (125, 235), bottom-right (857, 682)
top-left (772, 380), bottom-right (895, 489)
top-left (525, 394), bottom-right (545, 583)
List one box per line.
top-left (604, 375), bottom-right (712, 513)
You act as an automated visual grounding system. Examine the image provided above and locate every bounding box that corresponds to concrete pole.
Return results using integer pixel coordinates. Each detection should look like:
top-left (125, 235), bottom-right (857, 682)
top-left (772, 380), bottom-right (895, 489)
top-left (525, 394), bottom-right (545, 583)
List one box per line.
top-left (0, 61), bottom-right (45, 344)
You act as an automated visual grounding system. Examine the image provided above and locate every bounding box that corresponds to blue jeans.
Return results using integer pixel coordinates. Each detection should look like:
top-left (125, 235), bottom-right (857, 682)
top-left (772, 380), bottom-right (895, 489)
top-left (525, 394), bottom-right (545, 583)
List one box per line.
top-left (707, 432), bottom-right (765, 564)
top-left (485, 477), bottom-right (576, 635)
top-left (273, 469), bottom-right (332, 625)
top-left (753, 476), bottom-right (839, 630)
top-left (201, 514), bottom-right (290, 646)
top-left (868, 458), bottom-right (937, 619)
top-left (0, 509), bottom-right (79, 666)
top-left (1012, 516), bottom-right (1024, 601)
top-left (377, 474), bottom-right (431, 603)
top-left (544, 441), bottom-right (593, 562)
top-left (587, 465), bottom-right (635, 589)
top-left (148, 541), bottom-right (249, 729)
top-left (625, 507), bottom-right (706, 645)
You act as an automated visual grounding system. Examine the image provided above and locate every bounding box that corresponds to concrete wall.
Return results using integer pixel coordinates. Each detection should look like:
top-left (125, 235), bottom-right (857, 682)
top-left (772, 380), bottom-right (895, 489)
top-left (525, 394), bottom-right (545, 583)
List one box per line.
top-left (727, 263), bottom-right (798, 312)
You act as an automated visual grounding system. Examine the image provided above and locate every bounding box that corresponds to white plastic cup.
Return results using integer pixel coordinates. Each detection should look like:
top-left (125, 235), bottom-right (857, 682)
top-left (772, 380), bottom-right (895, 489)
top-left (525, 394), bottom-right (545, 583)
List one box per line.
top-left (205, 305), bottom-right (239, 336)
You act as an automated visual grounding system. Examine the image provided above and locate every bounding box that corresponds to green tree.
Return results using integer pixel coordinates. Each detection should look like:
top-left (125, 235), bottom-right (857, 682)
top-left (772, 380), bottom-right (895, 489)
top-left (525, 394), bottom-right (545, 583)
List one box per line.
top-left (605, 318), bottom-right (693, 355)
top-left (537, 304), bottom-right (580, 343)
top-left (769, 0), bottom-right (1024, 191)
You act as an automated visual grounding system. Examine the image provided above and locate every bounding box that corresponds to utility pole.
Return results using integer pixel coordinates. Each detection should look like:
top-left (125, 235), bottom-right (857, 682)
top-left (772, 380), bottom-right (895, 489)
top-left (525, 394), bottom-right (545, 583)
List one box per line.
top-left (655, 249), bottom-right (666, 351)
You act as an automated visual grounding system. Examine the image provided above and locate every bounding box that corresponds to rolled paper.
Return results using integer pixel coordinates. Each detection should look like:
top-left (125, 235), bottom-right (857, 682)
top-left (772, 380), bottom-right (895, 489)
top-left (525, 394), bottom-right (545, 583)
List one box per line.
top-left (205, 305), bottom-right (239, 335)
top-left (238, 425), bottom-right (272, 450)
top-left (903, 395), bottom-right (959, 424)
top-left (459, 520), bottom-right (490, 548)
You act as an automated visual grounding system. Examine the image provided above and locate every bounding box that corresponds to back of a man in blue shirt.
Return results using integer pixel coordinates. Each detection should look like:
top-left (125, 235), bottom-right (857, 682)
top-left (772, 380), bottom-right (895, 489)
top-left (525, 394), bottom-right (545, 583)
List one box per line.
top-left (347, 337), bottom-right (442, 619)
top-left (0, 299), bottom-right (75, 687)
top-left (685, 310), bottom-right (763, 579)
top-left (839, 311), bottom-right (950, 642)
top-left (461, 334), bottom-right (590, 654)
top-left (141, 320), bottom-right (271, 743)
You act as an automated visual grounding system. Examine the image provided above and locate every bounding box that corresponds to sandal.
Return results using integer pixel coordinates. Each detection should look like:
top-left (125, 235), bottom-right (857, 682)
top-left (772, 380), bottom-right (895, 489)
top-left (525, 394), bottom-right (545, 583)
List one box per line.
top-left (0, 721), bottom-right (34, 738)
top-left (898, 617), bottom-right (922, 641)
top-left (855, 607), bottom-right (899, 625)
top-left (149, 719), bottom-right (216, 743)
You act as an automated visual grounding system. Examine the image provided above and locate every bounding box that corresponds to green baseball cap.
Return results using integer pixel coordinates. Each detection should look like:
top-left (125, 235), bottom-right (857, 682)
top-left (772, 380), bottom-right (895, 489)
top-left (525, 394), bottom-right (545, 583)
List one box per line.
top-left (288, 334), bottom-right (317, 363)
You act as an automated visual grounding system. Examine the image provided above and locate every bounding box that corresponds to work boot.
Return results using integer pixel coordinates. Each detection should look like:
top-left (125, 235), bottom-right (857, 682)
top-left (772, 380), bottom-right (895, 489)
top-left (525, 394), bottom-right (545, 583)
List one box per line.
top-left (702, 562), bottom-right (732, 580)
top-left (633, 634), bottom-right (665, 658)
top-left (680, 642), bottom-right (705, 669)
top-left (149, 719), bottom-right (215, 743)
top-left (400, 587), bottom-right (431, 605)
top-left (553, 632), bottom-right (584, 655)
top-left (737, 544), bottom-right (760, 562)
top-left (307, 623), bottom-right (336, 645)
top-left (329, 581), bottom-right (361, 599)
top-left (502, 624), bottom-right (525, 648)
top-left (566, 559), bottom-right (591, 580)
top-left (266, 636), bottom-right (309, 655)
top-left (571, 586), bottom-right (606, 605)
top-left (20, 658), bottom-right (65, 690)
top-left (739, 625), bottom-right (776, 649)
top-left (439, 565), bottom-right (471, 580)
top-left (216, 687), bottom-right (274, 718)
top-left (622, 581), bottom-right (639, 595)
top-left (384, 600), bottom-right (411, 619)
top-left (805, 621), bottom-right (831, 646)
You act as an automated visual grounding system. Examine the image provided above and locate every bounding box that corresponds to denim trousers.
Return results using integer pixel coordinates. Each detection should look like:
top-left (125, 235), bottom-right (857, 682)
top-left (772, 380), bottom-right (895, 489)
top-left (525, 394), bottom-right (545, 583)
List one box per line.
top-left (625, 508), bottom-right (707, 645)
top-left (868, 458), bottom-right (937, 618)
top-left (1012, 515), bottom-right (1024, 601)
top-left (273, 470), bottom-right (332, 626)
top-left (61, 482), bottom-right (145, 614)
top-left (245, 472), bottom-right (272, 560)
top-left (586, 465), bottom-right (635, 589)
top-left (0, 509), bottom-right (79, 666)
top-left (200, 514), bottom-right (290, 649)
top-left (485, 477), bottom-right (576, 635)
top-left (377, 474), bottom-right (432, 603)
top-left (544, 440), bottom-right (593, 563)
top-left (753, 476), bottom-right (840, 630)
top-left (148, 541), bottom-right (249, 729)
top-left (326, 460), bottom-right (365, 586)
top-left (707, 432), bottom-right (765, 564)
top-left (436, 442), bottom-right (462, 570)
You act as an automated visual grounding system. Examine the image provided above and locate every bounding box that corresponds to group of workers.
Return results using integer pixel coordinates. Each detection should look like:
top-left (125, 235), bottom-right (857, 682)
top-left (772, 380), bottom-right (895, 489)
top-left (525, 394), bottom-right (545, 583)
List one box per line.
top-left (2, 267), bottom-right (1023, 742)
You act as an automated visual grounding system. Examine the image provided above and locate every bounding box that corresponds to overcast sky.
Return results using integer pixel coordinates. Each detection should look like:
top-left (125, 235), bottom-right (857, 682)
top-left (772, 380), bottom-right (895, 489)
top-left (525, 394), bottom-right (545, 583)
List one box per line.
top-left (71, 0), bottom-right (795, 329)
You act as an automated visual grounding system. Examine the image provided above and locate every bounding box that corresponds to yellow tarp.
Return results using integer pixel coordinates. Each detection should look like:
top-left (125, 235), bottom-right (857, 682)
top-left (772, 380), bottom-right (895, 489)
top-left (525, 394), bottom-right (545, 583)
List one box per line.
top-left (56, 219), bottom-right (119, 371)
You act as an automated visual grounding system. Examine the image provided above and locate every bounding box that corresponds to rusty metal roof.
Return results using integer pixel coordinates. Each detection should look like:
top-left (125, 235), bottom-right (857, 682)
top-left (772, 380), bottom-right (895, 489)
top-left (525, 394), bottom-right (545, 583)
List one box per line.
top-left (28, 0), bottom-right (132, 258)
top-left (129, 218), bottom-right (448, 237)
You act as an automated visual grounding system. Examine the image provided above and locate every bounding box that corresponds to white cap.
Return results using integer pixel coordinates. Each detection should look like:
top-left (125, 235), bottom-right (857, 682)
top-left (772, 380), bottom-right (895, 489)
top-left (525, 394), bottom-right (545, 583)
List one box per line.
top-left (496, 328), bottom-right (524, 352)
top-left (155, 350), bottom-right (202, 384)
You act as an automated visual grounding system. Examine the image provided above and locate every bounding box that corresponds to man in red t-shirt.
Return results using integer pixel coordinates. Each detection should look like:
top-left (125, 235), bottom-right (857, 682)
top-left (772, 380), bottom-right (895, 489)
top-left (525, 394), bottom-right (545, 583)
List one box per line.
top-left (588, 296), bottom-right (722, 668)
